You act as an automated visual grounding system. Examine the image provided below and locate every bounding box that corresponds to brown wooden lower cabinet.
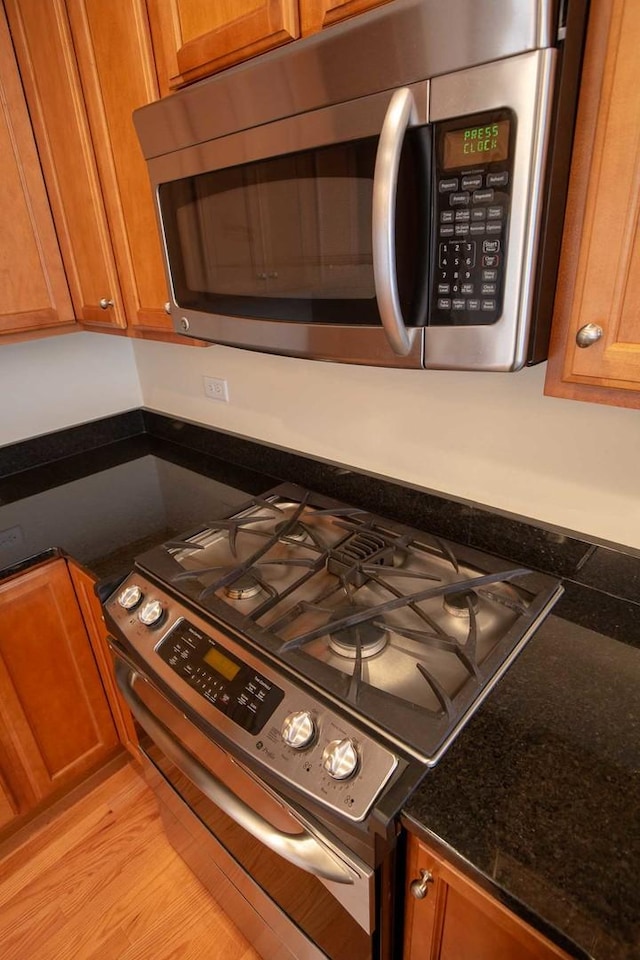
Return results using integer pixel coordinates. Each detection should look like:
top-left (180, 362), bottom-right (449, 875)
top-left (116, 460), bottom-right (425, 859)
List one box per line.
top-left (0, 559), bottom-right (119, 833)
top-left (404, 833), bottom-right (570, 960)
top-left (68, 561), bottom-right (139, 757)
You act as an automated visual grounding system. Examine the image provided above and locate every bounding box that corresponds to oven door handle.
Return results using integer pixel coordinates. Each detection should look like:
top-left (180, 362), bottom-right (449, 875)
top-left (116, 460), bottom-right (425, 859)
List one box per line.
top-left (372, 86), bottom-right (418, 357)
top-left (116, 661), bottom-right (357, 886)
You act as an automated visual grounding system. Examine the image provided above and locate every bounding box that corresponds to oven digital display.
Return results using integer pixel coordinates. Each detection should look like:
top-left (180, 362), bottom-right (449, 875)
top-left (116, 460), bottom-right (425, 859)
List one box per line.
top-left (203, 646), bottom-right (241, 681)
top-left (442, 119), bottom-right (510, 169)
top-left (157, 619), bottom-right (284, 734)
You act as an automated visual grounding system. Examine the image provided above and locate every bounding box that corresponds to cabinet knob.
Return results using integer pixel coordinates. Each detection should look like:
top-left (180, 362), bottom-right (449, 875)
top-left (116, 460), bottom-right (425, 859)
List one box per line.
top-left (575, 323), bottom-right (603, 348)
top-left (164, 301), bottom-right (172, 315)
top-left (99, 297), bottom-right (114, 310)
top-left (410, 869), bottom-right (434, 900)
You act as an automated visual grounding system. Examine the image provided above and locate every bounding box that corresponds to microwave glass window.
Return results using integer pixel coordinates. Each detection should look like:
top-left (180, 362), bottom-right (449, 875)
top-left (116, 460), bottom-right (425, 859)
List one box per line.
top-left (160, 131), bottom-right (429, 326)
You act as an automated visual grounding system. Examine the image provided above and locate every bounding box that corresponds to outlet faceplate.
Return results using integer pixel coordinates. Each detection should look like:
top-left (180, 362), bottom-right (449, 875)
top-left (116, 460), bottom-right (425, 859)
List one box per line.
top-left (203, 376), bottom-right (229, 402)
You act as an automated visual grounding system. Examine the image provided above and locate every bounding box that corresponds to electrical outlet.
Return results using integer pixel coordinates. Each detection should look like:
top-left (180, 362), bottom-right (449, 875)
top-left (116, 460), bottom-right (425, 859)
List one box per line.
top-left (203, 376), bottom-right (229, 402)
top-left (0, 525), bottom-right (23, 550)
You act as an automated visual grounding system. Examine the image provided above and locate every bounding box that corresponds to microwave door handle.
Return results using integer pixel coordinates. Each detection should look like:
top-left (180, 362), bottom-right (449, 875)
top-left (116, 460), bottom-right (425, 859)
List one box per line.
top-left (115, 661), bottom-right (357, 886)
top-left (372, 87), bottom-right (418, 356)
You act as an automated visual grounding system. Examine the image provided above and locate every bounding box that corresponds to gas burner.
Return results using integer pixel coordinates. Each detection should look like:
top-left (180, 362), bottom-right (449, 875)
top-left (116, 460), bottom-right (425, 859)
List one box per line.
top-left (329, 612), bottom-right (388, 660)
top-left (443, 590), bottom-right (480, 618)
top-left (224, 574), bottom-right (263, 601)
top-left (274, 519), bottom-right (308, 542)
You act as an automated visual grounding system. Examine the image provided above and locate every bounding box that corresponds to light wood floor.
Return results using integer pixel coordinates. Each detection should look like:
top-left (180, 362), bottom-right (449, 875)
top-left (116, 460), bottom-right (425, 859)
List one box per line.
top-left (0, 761), bottom-right (262, 959)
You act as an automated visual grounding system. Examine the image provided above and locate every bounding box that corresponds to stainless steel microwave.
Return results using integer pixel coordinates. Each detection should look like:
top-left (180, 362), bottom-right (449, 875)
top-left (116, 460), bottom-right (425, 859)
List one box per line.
top-left (134, 0), bottom-right (588, 371)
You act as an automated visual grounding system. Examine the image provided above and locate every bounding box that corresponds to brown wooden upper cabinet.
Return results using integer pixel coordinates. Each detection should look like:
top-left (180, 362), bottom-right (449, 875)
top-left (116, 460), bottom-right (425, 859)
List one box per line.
top-left (545, 0), bottom-right (640, 408)
top-left (0, 4), bottom-right (75, 341)
top-left (147, 0), bottom-right (300, 92)
top-left (299, 0), bottom-right (393, 37)
top-left (0, 560), bottom-right (119, 834)
top-left (404, 833), bottom-right (570, 960)
top-left (147, 0), bottom-right (392, 92)
top-left (6, 0), bottom-right (174, 341)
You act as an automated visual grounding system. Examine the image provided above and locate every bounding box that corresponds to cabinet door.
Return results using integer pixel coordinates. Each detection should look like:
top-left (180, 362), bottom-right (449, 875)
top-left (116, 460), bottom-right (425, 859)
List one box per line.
top-left (68, 563), bottom-right (139, 758)
top-left (300, 0), bottom-right (392, 36)
top-left (65, 0), bottom-right (171, 337)
top-left (5, 0), bottom-right (126, 331)
top-left (404, 834), bottom-right (569, 960)
top-left (0, 560), bottom-right (119, 815)
top-left (0, 7), bottom-right (74, 339)
top-left (147, 0), bottom-right (299, 92)
top-left (0, 772), bottom-right (19, 831)
top-left (544, 0), bottom-right (640, 408)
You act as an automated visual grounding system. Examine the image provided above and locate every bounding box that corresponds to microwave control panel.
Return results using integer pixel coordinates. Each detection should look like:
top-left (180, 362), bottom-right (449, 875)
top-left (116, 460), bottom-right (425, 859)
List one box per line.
top-left (431, 110), bottom-right (515, 327)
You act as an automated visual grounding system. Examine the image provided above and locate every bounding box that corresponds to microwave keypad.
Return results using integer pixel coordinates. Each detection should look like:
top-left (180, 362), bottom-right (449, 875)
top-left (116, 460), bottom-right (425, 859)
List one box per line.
top-left (433, 170), bottom-right (510, 325)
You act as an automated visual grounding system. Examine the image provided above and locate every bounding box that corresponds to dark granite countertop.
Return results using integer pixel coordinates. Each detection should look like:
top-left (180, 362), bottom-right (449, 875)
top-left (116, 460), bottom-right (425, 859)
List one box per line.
top-left (1, 411), bottom-right (638, 960)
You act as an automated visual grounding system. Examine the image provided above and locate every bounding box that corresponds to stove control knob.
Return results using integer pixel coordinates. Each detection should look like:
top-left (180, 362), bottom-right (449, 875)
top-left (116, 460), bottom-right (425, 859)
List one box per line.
top-left (322, 739), bottom-right (359, 781)
top-left (281, 711), bottom-right (315, 750)
top-left (137, 599), bottom-right (164, 627)
top-left (117, 584), bottom-right (143, 611)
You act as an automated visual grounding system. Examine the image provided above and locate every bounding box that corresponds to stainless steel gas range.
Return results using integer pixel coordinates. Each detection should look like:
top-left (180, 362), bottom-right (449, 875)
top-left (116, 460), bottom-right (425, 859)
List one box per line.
top-left (103, 483), bottom-right (563, 960)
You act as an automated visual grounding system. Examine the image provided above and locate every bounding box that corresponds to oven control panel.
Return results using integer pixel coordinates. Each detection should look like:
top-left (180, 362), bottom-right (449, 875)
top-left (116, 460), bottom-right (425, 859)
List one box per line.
top-left (158, 619), bottom-right (284, 735)
top-left (431, 109), bottom-right (514, 328)
top-left (106, 574), bottom-right (399, 822)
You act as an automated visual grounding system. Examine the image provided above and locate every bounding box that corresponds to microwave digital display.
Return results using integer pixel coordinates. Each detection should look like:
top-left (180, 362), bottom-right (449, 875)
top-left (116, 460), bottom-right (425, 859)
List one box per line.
top-left (443, 119), bottom-right (511, 169)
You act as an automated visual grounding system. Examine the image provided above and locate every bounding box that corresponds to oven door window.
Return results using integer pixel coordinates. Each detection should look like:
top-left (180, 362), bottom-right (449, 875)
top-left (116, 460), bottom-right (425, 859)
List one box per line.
top-left (159, 130), bottom-right (430, 326)
top-left (144, 739), bottom-right (373, 960)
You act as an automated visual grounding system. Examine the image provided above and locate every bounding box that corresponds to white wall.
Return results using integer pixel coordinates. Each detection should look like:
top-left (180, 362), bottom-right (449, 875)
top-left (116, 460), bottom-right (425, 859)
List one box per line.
top-left (1, 332), bottom-right (637, 550)
top-left (133, 339), bottom-right (640, 550)
top-left (0, 333), bottom-right (141, 445)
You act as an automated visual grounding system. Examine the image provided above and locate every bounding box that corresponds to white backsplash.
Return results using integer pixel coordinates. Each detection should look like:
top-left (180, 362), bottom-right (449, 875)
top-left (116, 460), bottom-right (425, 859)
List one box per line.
top-left (132, 339), bottom-right (640, 551)
top-left (0, 333), bottom-right (141, 445)
top-left (0, 333), bottom-right (637, 550)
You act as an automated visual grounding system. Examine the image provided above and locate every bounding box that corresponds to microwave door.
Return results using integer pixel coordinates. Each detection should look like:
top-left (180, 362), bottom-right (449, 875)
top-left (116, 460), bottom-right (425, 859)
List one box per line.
top-left (150, 86), bottom-right (429, 368)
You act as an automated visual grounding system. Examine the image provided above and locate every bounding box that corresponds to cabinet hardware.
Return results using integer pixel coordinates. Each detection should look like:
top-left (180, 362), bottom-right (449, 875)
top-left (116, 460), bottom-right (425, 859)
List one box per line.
top-left (410, 868), bottom-right (434, 899)
top-left (99, 297), bottom-right (114, 309)
top-left (575, 323), bottom-right (603, 347)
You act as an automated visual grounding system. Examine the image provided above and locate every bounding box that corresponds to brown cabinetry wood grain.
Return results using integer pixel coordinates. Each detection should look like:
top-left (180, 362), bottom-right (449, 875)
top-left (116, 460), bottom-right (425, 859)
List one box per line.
top-left (545, 0), bottom-right (640, 407)
top-left (300, 0), bottom-right (392, 36)
top-left (68, 563), bottom-right (139, 758)
top-left (65, 0), bottom-right (171, 338)
top-left (0, 560), bottom-right (119, 831)
top-left (147, 0), bottom-right (393, 92)
top-left (147, 0), bottom-right (300, 92)
top-left (0, 6), bottom-right (75, 340)
top-left (404, 834), bottom-right (570, 960)
top-left (5, 0), bottom-right (126, 332)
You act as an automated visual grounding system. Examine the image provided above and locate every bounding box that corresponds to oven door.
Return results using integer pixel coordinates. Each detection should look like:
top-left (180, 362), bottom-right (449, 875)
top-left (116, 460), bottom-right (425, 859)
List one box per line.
top-left (114, 656), bottom-right (376, 960)
top-left (146, 84), bottom-right (430, 367)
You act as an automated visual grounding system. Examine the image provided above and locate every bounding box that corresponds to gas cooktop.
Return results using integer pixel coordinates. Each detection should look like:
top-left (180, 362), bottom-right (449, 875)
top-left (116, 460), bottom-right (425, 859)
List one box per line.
top-left (127, 483), bottom-right (563, 762)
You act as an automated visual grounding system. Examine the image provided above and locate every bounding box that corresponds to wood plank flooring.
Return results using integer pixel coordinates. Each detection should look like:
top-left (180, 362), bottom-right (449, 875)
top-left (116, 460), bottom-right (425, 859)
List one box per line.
top-left (0, 761), bottom-right (262, 959)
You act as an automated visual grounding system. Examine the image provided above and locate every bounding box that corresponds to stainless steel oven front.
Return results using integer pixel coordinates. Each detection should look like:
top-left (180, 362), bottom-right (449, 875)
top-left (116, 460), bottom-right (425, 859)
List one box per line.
top-left (113, 653), bottom-right (382, 960)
